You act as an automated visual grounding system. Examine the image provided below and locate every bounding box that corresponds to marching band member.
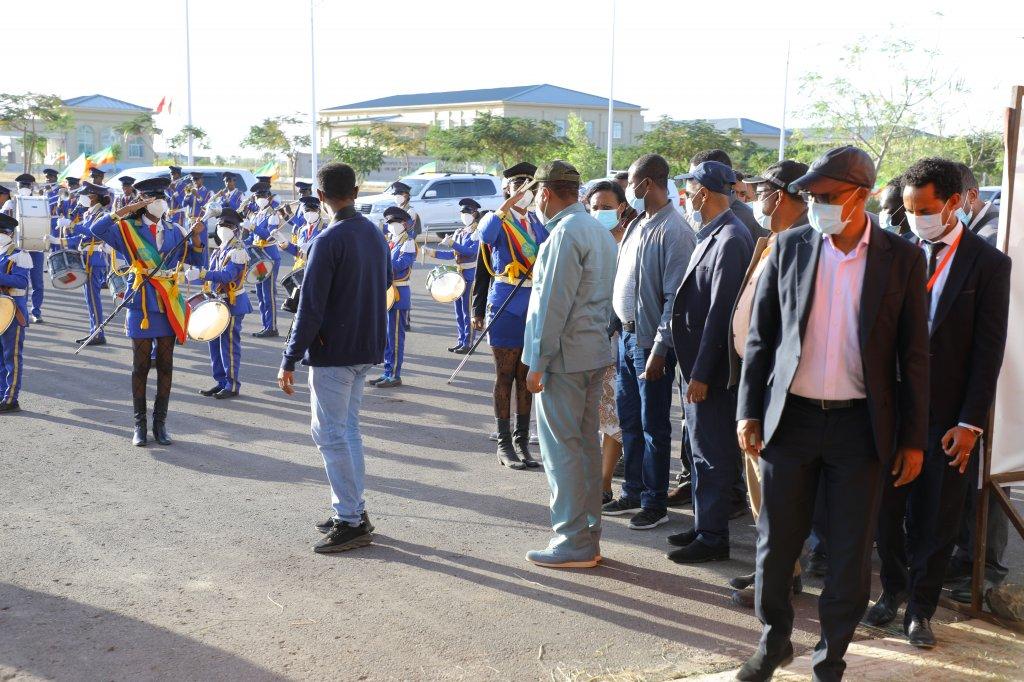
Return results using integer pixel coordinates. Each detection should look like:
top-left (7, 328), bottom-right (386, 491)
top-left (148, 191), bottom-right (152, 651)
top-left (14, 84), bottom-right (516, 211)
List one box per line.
top-left (88, 167), bottom-right (105, 186)
top-left (42, 168), bottom-right (62, 261)
top-left (285, 181), bottom-right (314, 234)
top-left (246, 181), bottom-right (283, 338)
top-left (53, 181), bottom-right (112, 346)
top-left (12, 174), bottom-right (46, 324)
top-left (184, 208), bottom-right (251, 400)
top-left (0, 185), bottom-right (11, 216)
top-left (114, 176), bottom-right (138, 211)
top-left (89, 177), bottom-right (193, 447)
top-left (368, 206), bottom-right (416, 389)
top-left (182, 171), bottom-right (212, 218)
top-left (219, 172), bottom-right (244, 211)
top-left (0, 213), bottom-right (32, 414)
top-left (278, 195), bottom-right (324, 315)
top-left (389, 181), bottom-right (421, 237)
top-left (425, 198), bottom-right (480, 353)
top-left (165, 165), bottom-right (188, 227)
top-left (472, 162), bottom-right (549, 470)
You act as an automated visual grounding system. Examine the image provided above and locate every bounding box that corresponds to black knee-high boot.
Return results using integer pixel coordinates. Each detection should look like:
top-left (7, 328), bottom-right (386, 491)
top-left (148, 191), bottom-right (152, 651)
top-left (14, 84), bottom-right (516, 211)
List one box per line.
top-left (132, 398), bottom-right (148, 447)
top-left (514, 414), bottom-right (539, 468)
top-left (496, 418), bottom-right (524, 470)
top-left (152, 396), bottom-right (172, 446)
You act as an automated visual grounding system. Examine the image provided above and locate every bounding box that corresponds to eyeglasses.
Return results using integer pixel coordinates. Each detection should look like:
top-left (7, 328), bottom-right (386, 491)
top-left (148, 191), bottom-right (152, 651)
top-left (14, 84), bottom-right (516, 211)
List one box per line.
top-left (797, 188), bottom-right (860, 205)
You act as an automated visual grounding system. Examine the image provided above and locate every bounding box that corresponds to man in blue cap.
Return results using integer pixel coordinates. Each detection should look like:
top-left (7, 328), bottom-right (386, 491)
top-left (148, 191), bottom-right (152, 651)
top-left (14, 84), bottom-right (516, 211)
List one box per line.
top-left (368, 206), bottom-right (417, 388)
top-left (665, 160), bottom-right (753, 564)
top-left (0, 212), bottom-right (33, 413)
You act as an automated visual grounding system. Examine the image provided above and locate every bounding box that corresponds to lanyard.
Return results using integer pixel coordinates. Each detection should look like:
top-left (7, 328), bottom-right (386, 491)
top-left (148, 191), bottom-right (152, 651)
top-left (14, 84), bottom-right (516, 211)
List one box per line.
top-left (925, 230), bottom-right (963, 292)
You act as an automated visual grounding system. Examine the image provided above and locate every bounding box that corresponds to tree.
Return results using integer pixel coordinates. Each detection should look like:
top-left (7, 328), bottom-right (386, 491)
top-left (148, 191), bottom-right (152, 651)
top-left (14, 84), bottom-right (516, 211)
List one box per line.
top-left (0, 93), bottom-right (72, 174)
top-left (114, 112), bottom-right (162, 157)
top-left (614, 117), bottom-right (757, 177)
top-left (241, 115), bottom-right (311, 189)
top-left (167, 125), bottom-right (209, 163)
top-left (559, 114), bottom-right (605, 181)
top-left (322, 130), bottom-right (384, 183)
top-left (364, 123), bottom-right (427, 174)
top-left (426, 112), bottom-right (560, 169)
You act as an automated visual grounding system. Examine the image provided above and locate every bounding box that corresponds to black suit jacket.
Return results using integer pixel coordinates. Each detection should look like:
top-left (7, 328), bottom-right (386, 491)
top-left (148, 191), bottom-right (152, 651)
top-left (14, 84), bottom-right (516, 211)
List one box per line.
top-left (970, 204), bottom-right (999, 247)
top-left (737, 218), bottom-right (930, 462)
top-left (910, 227), bottom-right (1011, 433)
top-left (731, 198), bottom-right (771, 241)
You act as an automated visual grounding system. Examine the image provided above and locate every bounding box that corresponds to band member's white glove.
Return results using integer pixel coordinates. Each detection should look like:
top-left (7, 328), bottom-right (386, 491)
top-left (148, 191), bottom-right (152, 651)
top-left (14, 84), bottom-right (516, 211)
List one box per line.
top-left (56, 217), bottom-right (71, 229)
top-left (47, 234), bottom-right (62, 246)
top-left (240, 219), bottom-right (252, 231)
top-left (183, 266), bottom-right (202, 282)
top-left (268, 215), bottom-right (281, 227)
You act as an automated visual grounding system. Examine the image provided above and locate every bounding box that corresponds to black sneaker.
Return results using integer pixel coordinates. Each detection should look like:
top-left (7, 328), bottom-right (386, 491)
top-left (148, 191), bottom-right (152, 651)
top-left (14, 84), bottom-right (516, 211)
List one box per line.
top-left (601, 490), bottom-right (613, 505)
top-left (199, 385), bottom-right (223, 397)
top-left (806, 551), bottom-right (828, 577)
top-left (313, 520), bottom-right (372, 553)
top-left (316, 512), bottom-right (374, 534)
top-left (601, 497), bottom-right (640, 516)
top-left (667, 540), bottom-right (729, 564)
top-left (667, 528), bottom-right (697, 547)
top-left (628, 508), bottom-right (669, 530)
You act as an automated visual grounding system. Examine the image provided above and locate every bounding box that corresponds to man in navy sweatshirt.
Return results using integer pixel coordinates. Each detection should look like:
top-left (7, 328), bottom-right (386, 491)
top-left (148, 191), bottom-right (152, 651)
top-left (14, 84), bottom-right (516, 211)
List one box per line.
top-left (278, 162), bottom-right (392, 554)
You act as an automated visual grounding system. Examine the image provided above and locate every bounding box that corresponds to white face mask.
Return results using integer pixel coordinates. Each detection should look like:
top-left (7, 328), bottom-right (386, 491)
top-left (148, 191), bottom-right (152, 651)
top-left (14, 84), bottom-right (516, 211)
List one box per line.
top-left (147, 199), bottom-right (168, 219)
top-left (217, 225), bottom-right (235, 244)
top-left (0, 234), bottom-right (11, 250)
top-left (755, 190), bottom-right (781, 231)
top-left (17, 187), bottom-right (31, 197)
top-left (387, 222), bottom-right (405, 240)
top-left (303, 211), bottom-right (320, 225)
top-left (807, 190), bottom-right (860, 236)
top-left (256, 197), bottom-right (270, 209)
top-left (396, 195), bottom-right (409, 206)
top-left (685, 189), bottom-right (704, 227)
top-left (514, 190), bottom-right (534, 210)
top-left (907, 204), bottom-right (952, 242)
top-left (460, 213), bottom-right (474, 227)
top-left (77, 195), bottom-right (92, 209)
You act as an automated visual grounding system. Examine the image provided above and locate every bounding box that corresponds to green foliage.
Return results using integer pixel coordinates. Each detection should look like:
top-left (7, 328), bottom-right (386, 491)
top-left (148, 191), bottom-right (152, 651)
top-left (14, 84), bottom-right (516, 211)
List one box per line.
top-left (559, 114), bottom-right (606, 181)
top-left (241, 115), bottom-right (311, 185)
top-left (0, 92), bottom-right (72, 174)
top-left (322, 129), bottom-right (384, 182)
top-left (426, 112), bottom-right (560, 169)
top-left (358, 123), bottom-right (427, 174)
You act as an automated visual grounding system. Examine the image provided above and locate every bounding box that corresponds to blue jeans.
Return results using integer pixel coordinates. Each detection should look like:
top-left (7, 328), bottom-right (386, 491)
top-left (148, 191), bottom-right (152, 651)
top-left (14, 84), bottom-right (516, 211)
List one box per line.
top-left (615, 331), bottom-right (676, 513)
top-left (308, 364), bottom-right (372, 525)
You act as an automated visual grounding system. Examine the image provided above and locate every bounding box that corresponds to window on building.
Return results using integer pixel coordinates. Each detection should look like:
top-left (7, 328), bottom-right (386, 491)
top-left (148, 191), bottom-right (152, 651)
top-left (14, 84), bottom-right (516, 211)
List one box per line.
top-left (100, 127), bottom-right (117, 149)
top-left (554, 119), bottom-right (567, 137)
top-left (128, 137), bottom-right (144, 159)
top-left (613, 121), bottom-right (623, 140)
top-left (77, 125), bottom-right (95, 155)
top-left (584, 121), bottom-right (595, 138)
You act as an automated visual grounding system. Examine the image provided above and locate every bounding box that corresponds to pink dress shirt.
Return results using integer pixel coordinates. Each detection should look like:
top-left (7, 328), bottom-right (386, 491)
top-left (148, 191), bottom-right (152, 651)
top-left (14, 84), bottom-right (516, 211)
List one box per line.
top-left (790, 224), bottom-right (871, 400)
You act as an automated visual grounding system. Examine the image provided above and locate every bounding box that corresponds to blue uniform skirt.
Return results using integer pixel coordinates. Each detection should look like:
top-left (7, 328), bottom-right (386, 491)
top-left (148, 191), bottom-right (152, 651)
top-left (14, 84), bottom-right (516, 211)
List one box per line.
top-left (486, 284), bottom-right (531, 349)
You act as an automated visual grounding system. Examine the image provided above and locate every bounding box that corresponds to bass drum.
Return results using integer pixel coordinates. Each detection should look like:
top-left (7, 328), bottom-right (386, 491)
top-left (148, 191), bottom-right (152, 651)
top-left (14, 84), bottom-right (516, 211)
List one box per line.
top-left (425, 264), bottom-right (466, 303)
top-left (0, 294), bottom-right (15, 334)
top-left (186, 292), bottom-right (231, 342)
top-left (14, 195), bottom-right (51, 252)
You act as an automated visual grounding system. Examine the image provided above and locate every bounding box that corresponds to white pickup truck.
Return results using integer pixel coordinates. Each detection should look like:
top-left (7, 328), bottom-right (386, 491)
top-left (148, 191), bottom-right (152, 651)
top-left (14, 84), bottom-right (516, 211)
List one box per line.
top-left (356, 172), bottom-right (504, 238)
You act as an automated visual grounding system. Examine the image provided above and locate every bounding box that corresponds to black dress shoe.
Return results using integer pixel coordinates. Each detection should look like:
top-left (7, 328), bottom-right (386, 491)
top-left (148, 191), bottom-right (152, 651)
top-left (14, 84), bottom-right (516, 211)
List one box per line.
top-left (252, 328), bottom-right (279, 338)
top-left (905, 616), bottom-right (936, 648)
top-left (316, 512), bottom-right (374, 534)
top-left (447, 345), bottom-right (460, 353)
top-left (0, 401), bottom-right (21, 413)
top-left (667, 528), bottom-right (697, 547)
top-left (75, 335), bottom-right (106, 346)
top-left (730, 572), bottom-right (756, 590)
top-left (667, 540), bottom-right (729, 564)
top-left (213, 389), bottom-right (239, 399)
top-left (735, 642), bottom-right (794, 681)
top-left (199, 385), bottom-right (223, 397)
top-left (732, 588), bottom-right (754, 608)
top-left (30, 315), bottom-right (43, 324)
top-left (453, 345), bottom-right (471, 354)
top-left (862, 591), bottom-right (906, 627)
top-left (666, 481), bottom-right (692, 507)
top-left (806, 551), bottom-right (828, 577)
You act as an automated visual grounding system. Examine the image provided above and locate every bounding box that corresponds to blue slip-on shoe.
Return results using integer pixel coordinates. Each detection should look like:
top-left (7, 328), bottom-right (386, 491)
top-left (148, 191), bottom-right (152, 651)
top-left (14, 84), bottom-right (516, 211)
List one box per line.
top-left (526, 546), bottom-right (600, 569)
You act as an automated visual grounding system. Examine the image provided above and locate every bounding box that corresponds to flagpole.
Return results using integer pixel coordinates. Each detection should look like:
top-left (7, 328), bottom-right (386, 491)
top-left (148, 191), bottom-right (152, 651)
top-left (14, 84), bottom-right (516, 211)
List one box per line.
top-left (605, 0), bottom-right (616, 177)
top-left (309, 0), bottom-right (319, 190)
top-left (185, 0), bottom-right (194, 165)
top-left (778, 40), bottom-right (790, 161)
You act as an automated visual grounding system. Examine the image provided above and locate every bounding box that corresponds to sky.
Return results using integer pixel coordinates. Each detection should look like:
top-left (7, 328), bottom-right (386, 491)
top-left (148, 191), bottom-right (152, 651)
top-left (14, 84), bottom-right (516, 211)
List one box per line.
top-left (7, 0), bottom-right (1024, 158)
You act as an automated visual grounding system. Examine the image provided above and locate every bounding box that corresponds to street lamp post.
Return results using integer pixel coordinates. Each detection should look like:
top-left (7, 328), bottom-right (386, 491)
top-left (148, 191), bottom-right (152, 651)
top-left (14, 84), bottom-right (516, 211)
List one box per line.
top-left (605, 0), bottom-right (616, 177)
top-left (185, 0), bottom-right (194, 165)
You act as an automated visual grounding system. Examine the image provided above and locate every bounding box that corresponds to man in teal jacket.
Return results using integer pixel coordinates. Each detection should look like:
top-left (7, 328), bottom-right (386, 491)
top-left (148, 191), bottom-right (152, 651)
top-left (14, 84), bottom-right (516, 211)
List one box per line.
top-left (522, 160), bottom-right (618, 568)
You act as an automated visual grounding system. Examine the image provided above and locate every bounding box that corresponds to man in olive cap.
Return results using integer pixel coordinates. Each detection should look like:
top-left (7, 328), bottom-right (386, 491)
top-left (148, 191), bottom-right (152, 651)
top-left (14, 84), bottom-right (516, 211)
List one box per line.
top-left (734, 146), bottom-right (928, 680)
top-left (522, 160), bottom-right (617, 568)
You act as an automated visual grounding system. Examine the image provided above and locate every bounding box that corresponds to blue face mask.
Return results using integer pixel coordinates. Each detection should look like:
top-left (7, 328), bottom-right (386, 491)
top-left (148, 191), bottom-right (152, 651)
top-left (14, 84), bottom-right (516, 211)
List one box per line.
top-left (592, 209), bottom-right (619, 230)
top-left (626, 180), bottom-right (648, 214)
top-left (956, 206), bottom-right (973, 226)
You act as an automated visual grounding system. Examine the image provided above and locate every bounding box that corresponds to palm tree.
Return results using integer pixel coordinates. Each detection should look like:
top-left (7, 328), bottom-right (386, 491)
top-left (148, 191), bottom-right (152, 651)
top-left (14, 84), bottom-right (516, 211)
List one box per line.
top-left (114, 113), bottom-right (162, 159)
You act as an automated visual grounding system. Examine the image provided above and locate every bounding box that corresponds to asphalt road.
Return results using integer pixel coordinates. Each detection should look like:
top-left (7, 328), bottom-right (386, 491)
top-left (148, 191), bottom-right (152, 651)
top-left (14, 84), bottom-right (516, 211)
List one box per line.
top-left (1, 258), bottom-right (1018, 681)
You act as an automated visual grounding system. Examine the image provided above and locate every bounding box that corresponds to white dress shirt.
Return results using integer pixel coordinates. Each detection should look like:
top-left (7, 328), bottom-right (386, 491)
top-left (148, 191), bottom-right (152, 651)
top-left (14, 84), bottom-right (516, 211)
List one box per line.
top-left (791, 224), bottom-right (871, 401)
top-left (922, 222), bottom-right (963, 328)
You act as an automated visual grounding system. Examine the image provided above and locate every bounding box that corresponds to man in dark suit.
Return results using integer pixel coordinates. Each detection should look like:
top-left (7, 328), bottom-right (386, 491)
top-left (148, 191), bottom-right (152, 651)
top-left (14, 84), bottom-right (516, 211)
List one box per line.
top-left (734, 146), bottom-right (929, 681)
top-left (954, 163), bottom-right (999, 246)
top-left (665, 161), bottom-right (753, 564)
top-left (687, 149), bottom-right (770, 242)
top-left (864, 158), bottom-right (1011, 647)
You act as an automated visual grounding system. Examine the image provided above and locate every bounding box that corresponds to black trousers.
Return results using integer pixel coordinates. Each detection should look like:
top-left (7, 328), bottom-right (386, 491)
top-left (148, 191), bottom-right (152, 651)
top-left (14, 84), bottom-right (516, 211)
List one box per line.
top-left (755, 398), bottom-right (882, 682)
top-left (875, 429), bottom-right (972, 622)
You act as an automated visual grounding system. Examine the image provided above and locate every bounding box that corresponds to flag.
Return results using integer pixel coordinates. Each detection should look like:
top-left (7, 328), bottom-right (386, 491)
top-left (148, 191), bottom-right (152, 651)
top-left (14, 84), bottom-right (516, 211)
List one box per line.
top-left (412, 160), bottom-right (437, 175)
top-left (88, 145), bottom-right (117, 166)
top-left (49, 151), bottom-right (68, 166)
top-left (167, 98), bottom-right (173, 114)
top-left (116, 217), bottom-right (189, 343)
top-left (155, 96), bottom-right (166, 114)
top-left (253, 160), bottom-right (280, 183)
top-left (57, 153), bottom-right (88, 182)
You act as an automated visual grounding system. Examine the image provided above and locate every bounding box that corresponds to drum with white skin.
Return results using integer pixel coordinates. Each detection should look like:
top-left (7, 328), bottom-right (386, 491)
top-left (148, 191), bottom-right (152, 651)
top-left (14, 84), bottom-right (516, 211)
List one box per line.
top-left (14, 195), bottom-right (51, 252)
top-left (425, 264), bottom-right (466, 303)
top-left (46, 249), bottom-right (87, 290)
top-left (186, 292), bottom-right (231, 342)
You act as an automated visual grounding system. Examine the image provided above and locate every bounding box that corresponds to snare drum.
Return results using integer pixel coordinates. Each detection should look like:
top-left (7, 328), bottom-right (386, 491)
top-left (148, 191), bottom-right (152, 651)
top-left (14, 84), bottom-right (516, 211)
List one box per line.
top-left (426, 264), bottom-right (466, 303)
top-left (280, 266), bottom-right (305, 314)
top-left (186, 292), bottom-right (231, 342)
top-left (0, 294), bottom-right (15, 334)
top-left (14, 195), bottom-right (51, 252)
top-left (47, 249), bottom-right (87, 290)
top-left (107, 271), bottom-right (129, 303)
top-left (245, 246), bottom-right (273, 283)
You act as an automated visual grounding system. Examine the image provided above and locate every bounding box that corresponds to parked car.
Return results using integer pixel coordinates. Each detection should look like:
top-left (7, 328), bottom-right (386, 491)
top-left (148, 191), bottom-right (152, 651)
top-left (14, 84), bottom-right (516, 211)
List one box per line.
top-left (980, 186), bottom-right (1001, 208)
top-left (105, 166), bottom-right (260, 235)
top-left (357, 173), bottom-right (504, 238)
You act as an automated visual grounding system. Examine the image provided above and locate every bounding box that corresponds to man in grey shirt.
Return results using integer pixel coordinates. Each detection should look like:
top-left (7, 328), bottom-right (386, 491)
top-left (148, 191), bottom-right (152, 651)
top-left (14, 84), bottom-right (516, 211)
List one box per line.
top-left (603, 154), bottom-right (696, 530)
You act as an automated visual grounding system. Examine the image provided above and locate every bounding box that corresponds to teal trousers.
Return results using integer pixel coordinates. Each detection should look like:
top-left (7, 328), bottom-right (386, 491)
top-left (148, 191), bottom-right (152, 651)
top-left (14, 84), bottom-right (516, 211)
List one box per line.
top-left (536, 367), bottom-right (607, 555)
